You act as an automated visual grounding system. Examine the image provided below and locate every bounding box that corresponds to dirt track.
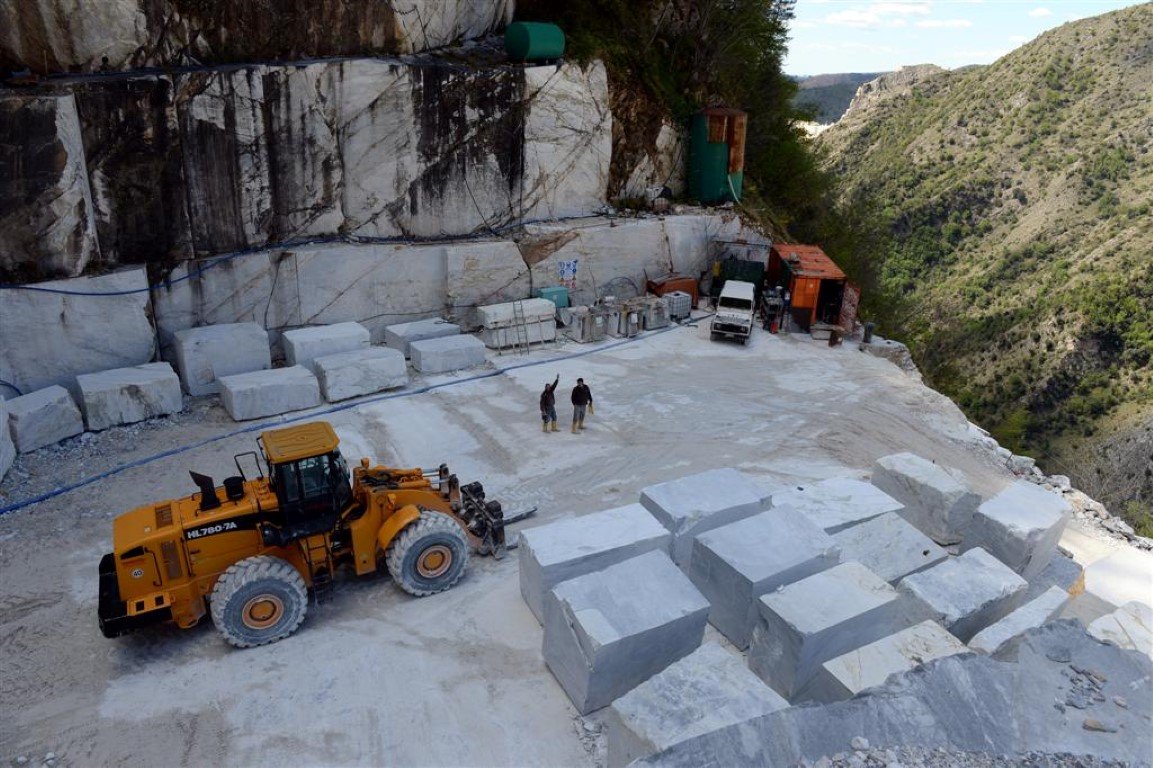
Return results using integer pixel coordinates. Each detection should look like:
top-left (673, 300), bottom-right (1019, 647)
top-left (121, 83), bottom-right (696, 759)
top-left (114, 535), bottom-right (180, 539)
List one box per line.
top-left (1, 323), bottom-right (1016, 767)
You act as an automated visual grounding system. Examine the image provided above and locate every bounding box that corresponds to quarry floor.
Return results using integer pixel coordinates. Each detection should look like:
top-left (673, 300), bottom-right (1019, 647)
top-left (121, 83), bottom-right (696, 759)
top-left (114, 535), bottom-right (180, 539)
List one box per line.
top-left (0, 320), bottom-right (1148, 767)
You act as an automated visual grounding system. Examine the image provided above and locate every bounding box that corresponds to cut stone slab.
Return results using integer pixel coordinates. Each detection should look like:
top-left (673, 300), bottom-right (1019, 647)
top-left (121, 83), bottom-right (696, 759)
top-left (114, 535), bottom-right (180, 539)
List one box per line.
top-left (640, 468), bottom-right (768, 568)
top-left (519, 502), bottom-right (672, 624)
top-left (476, 300), bottom-right (558, 349)
top-left (171, 322), bottom-right (272, 396)
top-left (410, 335), bottom-right (487, 374)
top-left (314, 347), bottom-right (408, 402)
top-left (689, 508), bottom-right (840, 649)
top-left (771, 478), bottom-right (904, 534)
top-left (966, 480), bottom-right (1071, 580)
top-left (218, 366), bottom-right (321, 421)
top-left (606, 642), bottom-right (789, 767)
top-left (383, 318), bottom-right (461, 358)
top-left (871, 452), bottom-right (980, 545)
top-left (282, 322), bottom-right (370, 372)
top-left (542, 550), bottom-right (709, 715)
top-left (748, 561), bottom-right (912, 701)
top-left (969, 586), bottom-right (1069, 655)
top-left (898, 548), bottom-right (1028, 642)
top-left (1088, 601), bottom-right (1153, 659)
top-left (76, 363), bottom-right (183, 431)
top-left (1024, 551), bottom-right (1084, 603)
top-left (833, 512), bottom-right (948, 585)
top-left (806, 620), bottom-right (969, 703)
top-left (5, 385), bottom-right (84, 452)
top-left (0, 397), bottom-right (14, 482)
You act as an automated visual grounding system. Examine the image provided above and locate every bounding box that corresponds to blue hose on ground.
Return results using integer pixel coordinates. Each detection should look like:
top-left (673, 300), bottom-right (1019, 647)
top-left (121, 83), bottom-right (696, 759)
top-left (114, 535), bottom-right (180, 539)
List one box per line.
top-left (0, 318), bottom-right (711, 517)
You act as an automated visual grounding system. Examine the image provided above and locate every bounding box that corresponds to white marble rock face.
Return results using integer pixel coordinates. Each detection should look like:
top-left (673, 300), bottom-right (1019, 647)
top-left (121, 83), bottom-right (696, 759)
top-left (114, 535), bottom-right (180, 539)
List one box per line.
top-left (689, 507), bottom-right (841, 649)
top-left (898, 548), bottom-right (1029, 642)
top-left (5, 385), bottom-right (84, 452)
top-left (518, 502), bottom-right (672, 624)
top-left (384, 318), bottom-right (461, 358)
top-left (0, 93), bottom-right (99, 280)
top-left (314, 347), bottom-right (408, 402)
top-left (217, 366), bottom-right (321, 421)
top-left (772, 477), bottom-right (905, 534)
top-left (748, 561), bottom-right (912, 701)
top-left (964, 480), bottom-right (1071, 580)
top-left (541, 551), bottom-right (710, 715)
top-left (871, 452), bottom-right (980, 545)
top-left (282, 322), bottom-right (371, 372)
top-left (77, 363), bottom-right (183, 431)
top-left (409, 335), bottom-right (486, 374)
top-left (606, 642), bottom-right (788, 768)
top-left (0, 269), bottom-right (156, 395)
top-left (172, 323), bottom-right (272, 396)
top-left (1087, 601), bottom-right (1153, 659)
top-left (832, 511), bottom-right (948, 584)
top-left (806, 620), bottom-right (969, 703)
top-left (640, 468), bottom-right (768, 569)
top-left (968, 586), bottom-right (1069, 655)
top-left (522, 62), bottom-right (613, 222)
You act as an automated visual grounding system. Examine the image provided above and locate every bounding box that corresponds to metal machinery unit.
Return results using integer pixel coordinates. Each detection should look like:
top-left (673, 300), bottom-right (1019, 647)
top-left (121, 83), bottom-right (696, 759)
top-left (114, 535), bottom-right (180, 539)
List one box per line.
top-left (599, 298), bottom-right (623, 338)
top-left (504, 22), bottom-right (566, 62)
top-left (618, 298), bottom-right (645, 338)
top-left (564, 306), bottom-right (609, 343)
top-left (641, 295), bottom-right (670, 330)
top-left (98, 422), bottom-right (533, 648)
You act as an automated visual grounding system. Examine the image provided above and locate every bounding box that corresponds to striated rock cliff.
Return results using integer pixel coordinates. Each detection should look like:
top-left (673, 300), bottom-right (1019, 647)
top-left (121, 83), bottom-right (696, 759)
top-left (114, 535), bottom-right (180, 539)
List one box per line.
top-left (841, 64), bottom-right (947, 120)
top-left (0, 93), bottom-right (99, 279)
top-left (0, 0), bottom-right (514, 75)
top-left (1, 58), bottom-right (615, 280)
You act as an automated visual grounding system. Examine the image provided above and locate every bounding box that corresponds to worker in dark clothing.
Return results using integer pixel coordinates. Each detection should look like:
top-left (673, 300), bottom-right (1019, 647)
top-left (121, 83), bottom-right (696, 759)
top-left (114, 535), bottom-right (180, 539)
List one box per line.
top-left (570, 378), bottom-right (594, 433)
top-left (540, 375), bottom-right (560, 433)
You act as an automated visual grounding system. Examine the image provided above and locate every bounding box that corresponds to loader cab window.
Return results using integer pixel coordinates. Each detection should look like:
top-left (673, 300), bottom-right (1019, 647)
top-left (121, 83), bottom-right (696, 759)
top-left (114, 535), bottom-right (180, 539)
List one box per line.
top-left (273, 452), bottom-right (353, 538)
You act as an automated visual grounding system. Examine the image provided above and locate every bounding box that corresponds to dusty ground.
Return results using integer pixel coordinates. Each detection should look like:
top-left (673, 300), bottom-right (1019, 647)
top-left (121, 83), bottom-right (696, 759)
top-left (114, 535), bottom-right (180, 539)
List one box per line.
top-left (0, 321), bottom-right (1132, 767)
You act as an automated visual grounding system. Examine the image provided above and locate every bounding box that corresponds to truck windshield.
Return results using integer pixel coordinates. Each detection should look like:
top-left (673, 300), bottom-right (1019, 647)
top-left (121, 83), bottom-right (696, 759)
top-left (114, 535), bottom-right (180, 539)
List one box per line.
top-left (720, 298), bottom-right (753, 310)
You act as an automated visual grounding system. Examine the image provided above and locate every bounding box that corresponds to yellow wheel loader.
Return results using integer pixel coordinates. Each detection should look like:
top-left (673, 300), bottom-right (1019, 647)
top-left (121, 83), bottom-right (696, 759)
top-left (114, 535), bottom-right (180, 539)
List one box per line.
top-left (98, 421), bottom-right (532, 648)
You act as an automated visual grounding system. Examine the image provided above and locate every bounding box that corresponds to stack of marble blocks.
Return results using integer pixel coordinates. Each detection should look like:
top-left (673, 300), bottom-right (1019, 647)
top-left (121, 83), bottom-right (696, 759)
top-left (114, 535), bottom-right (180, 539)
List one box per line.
top-left (518, 457), bottom-right (1082, 764)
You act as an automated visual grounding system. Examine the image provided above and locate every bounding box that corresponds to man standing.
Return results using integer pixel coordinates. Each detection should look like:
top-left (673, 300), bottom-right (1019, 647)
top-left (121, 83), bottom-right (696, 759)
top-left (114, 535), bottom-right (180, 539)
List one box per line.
top-left (540, 374), bottom-right (559, 433)
top-left (570, 377), bottom-right (594, 433)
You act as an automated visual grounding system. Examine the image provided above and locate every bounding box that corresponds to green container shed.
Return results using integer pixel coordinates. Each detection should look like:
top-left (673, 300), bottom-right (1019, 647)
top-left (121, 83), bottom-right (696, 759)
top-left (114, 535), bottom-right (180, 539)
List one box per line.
top-left (505, 22), bottom-right (566, 62)
top-left (689, 108), bottom-right (747, 204)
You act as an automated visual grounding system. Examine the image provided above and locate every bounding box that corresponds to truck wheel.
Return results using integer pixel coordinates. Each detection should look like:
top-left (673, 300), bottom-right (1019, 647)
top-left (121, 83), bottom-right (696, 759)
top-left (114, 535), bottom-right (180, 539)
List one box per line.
top-left (386, 511), bottom-right (469, 597)
top-left (210, 556), bottom-right (308, 648)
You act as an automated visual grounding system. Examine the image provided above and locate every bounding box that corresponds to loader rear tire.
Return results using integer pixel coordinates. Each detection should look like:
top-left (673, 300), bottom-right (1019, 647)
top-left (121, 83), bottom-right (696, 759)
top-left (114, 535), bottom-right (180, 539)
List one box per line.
top-left (386, 511), bottom-right (469, 597)
top-left (210, 556), bottom-right (308, 648)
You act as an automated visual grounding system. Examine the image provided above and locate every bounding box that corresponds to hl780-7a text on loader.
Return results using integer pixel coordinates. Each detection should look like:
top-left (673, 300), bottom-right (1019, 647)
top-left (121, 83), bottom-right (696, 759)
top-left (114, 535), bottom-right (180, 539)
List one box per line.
top-left (98, 421), bottom-right (532, 648)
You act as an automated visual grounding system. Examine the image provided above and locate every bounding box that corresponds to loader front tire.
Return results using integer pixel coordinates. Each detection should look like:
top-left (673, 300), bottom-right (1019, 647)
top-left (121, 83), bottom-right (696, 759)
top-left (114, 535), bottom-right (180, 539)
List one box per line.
top-left (386, 511), bottom-right (469, 597)
top-left (210, 556), bottom-right (308, 648)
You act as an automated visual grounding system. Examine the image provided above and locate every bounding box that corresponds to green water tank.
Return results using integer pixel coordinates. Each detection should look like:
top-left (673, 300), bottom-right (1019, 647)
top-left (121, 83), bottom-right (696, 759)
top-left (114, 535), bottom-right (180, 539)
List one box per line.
top-left (505, 22), bottom-right (566, 62)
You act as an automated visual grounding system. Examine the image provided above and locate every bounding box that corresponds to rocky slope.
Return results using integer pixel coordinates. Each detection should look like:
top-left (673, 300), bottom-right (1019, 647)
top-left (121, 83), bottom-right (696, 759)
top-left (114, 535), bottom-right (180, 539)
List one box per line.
top-left (817, 4), bottom-right (1153, 531)
top-left (793, 72), bottom-right (884, 124)
top-left (0, 1), bottom-right (514, 75)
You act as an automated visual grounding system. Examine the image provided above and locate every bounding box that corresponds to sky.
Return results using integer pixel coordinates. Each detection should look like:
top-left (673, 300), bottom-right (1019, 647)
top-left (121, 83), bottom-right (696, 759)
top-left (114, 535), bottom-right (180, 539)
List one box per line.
top-left (785, 0), bottom-right (1147, 75)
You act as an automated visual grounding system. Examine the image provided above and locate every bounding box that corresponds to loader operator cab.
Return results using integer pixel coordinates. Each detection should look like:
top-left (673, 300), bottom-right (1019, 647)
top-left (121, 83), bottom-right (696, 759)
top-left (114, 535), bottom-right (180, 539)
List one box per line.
top-left (259, 423), bottom-right (353, 541)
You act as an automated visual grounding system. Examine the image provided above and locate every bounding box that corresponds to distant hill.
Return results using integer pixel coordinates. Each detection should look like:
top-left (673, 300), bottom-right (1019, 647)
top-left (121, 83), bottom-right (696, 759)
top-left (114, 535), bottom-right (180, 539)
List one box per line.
top-left (818, 4), bottom-right (1153, 531)
top-left (792, 72), bottom-right (885, 123)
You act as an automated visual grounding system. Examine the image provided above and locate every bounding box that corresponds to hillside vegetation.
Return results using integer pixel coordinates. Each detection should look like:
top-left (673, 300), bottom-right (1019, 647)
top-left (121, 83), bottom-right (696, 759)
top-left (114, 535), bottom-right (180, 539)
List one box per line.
top-left (818, 4), bottom-right (1153, 530)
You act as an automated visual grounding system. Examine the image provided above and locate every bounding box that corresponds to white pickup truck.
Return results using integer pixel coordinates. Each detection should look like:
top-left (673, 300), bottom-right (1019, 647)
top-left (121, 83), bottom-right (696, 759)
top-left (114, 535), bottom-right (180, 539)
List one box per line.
top-left (710, 280), bottom-right (756, 345)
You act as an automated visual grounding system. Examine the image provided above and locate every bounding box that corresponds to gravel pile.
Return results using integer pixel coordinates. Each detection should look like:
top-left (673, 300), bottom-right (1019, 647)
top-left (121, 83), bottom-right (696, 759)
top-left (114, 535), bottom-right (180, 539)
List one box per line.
top-left (807, 743), bottom-right (1129, 768)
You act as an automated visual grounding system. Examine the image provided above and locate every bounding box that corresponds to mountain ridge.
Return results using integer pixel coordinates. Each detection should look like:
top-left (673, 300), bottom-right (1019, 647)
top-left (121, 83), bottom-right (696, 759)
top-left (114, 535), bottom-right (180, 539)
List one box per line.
top-left (817, 4), bottom-right (1153, 531)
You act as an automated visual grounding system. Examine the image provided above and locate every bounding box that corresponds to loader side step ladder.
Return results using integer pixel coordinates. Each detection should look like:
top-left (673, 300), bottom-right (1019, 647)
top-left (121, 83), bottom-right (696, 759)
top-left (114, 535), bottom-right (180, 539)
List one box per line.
top-left (302, 536), bottom-right (334, 603)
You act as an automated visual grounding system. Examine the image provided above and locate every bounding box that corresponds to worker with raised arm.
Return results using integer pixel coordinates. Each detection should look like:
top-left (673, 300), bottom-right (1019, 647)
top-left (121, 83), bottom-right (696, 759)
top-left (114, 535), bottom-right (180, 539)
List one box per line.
top-left (570, 377), bottom-right (594, 433)
top-left (540, 374), bottom-right (560, 433)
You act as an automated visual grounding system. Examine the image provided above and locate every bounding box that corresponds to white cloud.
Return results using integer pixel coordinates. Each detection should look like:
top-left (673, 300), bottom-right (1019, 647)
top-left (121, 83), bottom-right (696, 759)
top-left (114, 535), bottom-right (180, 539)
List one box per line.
top-left (915, 18), bottom-right (973, 28)
top-left (792, 19), bottom-right (820, 30)
top-left (1028, 7), bottom-right (1052, 17)
top-left (824, 2), bottom-right (929, 28)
